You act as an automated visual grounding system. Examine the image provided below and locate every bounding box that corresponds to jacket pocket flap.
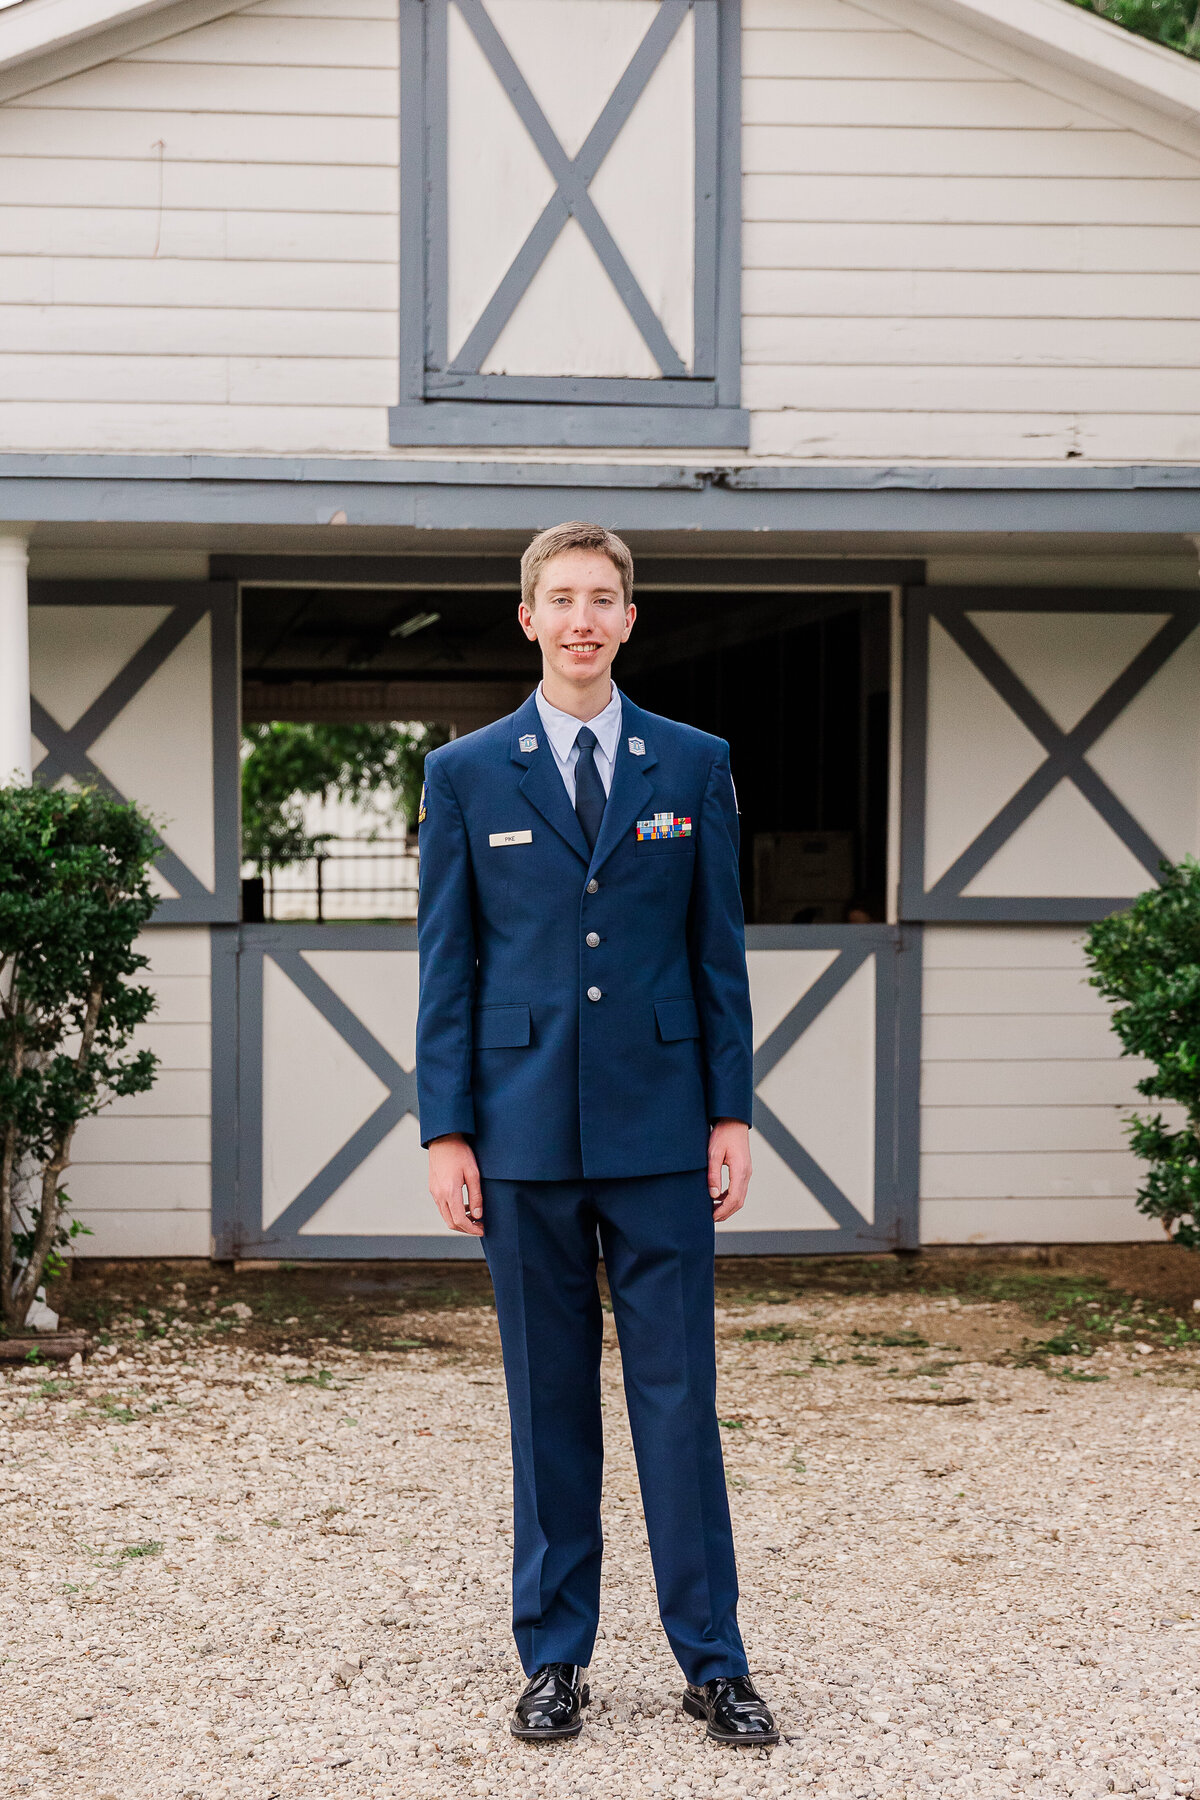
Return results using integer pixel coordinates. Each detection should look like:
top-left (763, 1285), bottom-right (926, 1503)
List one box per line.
top-left (654, 996), bottom-right (700, 1042)
top-left (474, 1003), bottom-right (531, 1050)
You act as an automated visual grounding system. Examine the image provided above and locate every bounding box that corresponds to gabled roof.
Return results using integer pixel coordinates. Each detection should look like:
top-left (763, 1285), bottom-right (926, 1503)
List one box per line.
top-left (898, 0), bottom-right (1200, 133)
top-left (0, 0), bottom-right (245, 101)
top-left (2, 0), bottom-right (1200, 133)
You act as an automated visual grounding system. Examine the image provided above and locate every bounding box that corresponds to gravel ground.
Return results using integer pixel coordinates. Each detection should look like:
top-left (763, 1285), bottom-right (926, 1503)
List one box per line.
top-left (5, 1267), bottom-right (1200, 1799)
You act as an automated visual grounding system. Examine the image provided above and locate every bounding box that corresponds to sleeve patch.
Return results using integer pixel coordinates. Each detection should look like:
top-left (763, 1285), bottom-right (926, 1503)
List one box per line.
top-left (418, 780), bottom-right (427, 824)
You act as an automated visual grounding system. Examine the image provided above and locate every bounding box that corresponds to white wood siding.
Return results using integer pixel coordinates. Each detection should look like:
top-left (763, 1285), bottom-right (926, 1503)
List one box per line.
top-left (68, 927), bottom-right (211, 1257)
top-left (920, 925), bottom-right (1169, 1246)
top-left (0, 0), bottom-right (399, 455)
top-left (742, 0), bottom-right (1200, 462)
top-left (1, 0), bottom-right (1199, 456)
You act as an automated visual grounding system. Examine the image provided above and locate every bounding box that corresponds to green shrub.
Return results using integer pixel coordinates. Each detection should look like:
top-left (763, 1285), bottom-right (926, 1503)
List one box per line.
top-left (1084, 858), bottom-right (1200, 1245)
top-left (0, 785), bottom-right (160, 1330)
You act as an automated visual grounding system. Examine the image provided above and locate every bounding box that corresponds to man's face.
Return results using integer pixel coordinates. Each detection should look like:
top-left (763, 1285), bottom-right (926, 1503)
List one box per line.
top-left (519, 549), bottom-right (636, 688)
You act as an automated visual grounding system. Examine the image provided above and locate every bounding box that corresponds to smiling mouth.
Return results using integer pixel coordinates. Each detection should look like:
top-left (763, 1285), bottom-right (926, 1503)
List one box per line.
top-left (564, 643), bottom-right (601, 657)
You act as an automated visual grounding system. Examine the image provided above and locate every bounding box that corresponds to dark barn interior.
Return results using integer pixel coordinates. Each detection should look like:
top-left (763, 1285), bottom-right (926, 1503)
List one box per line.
top-left (241, 569), bottom-right (892, 924)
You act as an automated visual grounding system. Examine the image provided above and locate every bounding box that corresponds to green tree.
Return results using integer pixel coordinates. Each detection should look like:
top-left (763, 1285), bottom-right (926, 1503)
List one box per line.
top-left (1084, 858), bottom-right (1200, 1246)
top-left (1068, 0), bottom-right (1200, 57)
top-left (241, 721), bottom-right (448, 872)
top-left (0, 785), bottom-right (160, 1332)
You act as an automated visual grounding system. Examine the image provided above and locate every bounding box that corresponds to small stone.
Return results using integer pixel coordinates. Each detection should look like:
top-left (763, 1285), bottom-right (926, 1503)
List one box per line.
top-left (331, 1656), bottom-right (361, 1687)
top-left (1135, 1343), bottom-right (1154, 1355)
top-left (131, 1455), bottom-right (169, 1479)
top-left (67, 1353), bottom-right (83, 1376)
top-left (221, 1302), bottom-right (254, 1322)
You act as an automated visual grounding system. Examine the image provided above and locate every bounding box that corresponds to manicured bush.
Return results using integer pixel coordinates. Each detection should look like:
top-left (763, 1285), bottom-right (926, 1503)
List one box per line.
top-left (1084, 858), bottom-right (1200, 1245)
top-left (0, 784), bottom-right (160, 1331)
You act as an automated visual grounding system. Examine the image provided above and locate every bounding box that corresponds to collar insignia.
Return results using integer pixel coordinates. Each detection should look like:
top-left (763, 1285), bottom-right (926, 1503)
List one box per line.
top-left (628, 736), bottom-right (646, 756)
top-left (518, 733), bottom-right (539, 753)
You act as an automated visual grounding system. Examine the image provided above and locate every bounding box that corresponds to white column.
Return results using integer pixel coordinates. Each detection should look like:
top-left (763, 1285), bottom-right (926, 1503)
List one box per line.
top-left (0, 533), bottom-right (31, 785)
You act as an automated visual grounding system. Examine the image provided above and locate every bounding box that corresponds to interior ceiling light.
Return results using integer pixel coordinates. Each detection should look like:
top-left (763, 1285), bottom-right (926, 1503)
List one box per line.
top-left (390, 610), bottom-right (442, 640)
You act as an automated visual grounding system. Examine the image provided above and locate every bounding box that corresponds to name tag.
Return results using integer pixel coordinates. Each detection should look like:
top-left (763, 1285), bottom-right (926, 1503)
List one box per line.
top-left (489, 830), bottom-right (533, 848)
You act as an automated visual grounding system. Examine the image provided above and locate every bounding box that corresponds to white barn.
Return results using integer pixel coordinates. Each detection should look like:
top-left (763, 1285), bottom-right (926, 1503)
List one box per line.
top-left (1, 0), bottom-right (1199, 1262)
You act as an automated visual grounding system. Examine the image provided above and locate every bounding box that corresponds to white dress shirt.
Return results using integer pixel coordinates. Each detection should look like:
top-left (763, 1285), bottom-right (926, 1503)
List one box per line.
top-left (534, 682), bottom-right (623, 804)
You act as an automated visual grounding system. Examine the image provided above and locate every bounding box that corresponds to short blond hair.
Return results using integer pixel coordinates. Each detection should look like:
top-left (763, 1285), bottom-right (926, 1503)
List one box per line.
top-left (520, 521), bottom-right (634, 610)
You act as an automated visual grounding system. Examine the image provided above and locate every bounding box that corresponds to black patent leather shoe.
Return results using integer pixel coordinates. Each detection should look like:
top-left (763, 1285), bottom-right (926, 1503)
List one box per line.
top-left (510, 1663), bottom-right (589, 1740)
top-left (682, 1674), bottom-right (779, 1745)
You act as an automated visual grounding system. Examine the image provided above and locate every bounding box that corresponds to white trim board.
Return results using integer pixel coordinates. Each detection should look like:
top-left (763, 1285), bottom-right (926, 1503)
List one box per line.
top-left (0, 0), bottom-right (246, 103)
top-left (5, 0), bottom-right (1200, 142)
top-left (850, 0), bottom-right (1200, 162)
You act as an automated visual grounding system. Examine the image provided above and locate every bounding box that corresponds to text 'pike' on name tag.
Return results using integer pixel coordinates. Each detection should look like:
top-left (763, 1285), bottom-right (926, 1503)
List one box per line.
top-left (489, 830), bottom-right (533, 848)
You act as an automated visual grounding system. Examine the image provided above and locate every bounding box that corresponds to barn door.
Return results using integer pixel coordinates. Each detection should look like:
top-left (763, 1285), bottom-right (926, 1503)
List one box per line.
top-left (393, 0), bottom-right (745, 445)
top-left (229, 923), bottom-right (917, 1259)
top-left (29, 582), bottom-right (240, 923)
top-left (902, 589), bottom-right (1200, 921)
top-left (742, 925), bottom-right (917, 1254)
top-left (233, 926), bottom-right (434, 1258)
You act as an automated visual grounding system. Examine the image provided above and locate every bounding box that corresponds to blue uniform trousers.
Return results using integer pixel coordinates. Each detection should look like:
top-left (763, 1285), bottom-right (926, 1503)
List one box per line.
top-left (481, 1169), bottom-right (749, 1687)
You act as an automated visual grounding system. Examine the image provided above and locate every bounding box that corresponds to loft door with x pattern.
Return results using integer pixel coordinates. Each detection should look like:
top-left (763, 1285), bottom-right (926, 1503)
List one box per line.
top-left (902, 590), bottom-right (1200, 922)
top-left (28, 583), bottom-right (240, 924)
top-left (416, 0), bottom-right (719, 401)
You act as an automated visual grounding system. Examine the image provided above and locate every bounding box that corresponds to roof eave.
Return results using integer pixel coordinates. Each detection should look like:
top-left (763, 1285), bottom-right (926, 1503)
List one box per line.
top-left (912, 0), bottom-right (1200, 131)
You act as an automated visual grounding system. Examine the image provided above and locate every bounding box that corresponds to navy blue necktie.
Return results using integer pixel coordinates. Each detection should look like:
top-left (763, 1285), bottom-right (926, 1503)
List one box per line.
top-left (574, 726), bottom-right (607, 852)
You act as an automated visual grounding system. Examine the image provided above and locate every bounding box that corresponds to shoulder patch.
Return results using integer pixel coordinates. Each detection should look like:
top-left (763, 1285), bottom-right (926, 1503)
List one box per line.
top-left (417, 780), bottom-right (427, 824)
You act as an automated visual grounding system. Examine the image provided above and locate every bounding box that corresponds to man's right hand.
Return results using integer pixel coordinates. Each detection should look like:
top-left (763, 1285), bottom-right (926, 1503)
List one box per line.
top-left (428, 1134), bottom-right (484, 1237)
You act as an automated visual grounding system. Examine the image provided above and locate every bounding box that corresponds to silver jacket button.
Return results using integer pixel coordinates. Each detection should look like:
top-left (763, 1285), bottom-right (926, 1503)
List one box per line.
top-left (586, 878), bottom-right (599, 894)
top-left (585, 932), bottom-right (600, 948)
top-left (587, 986), bottom-right (602, 1003)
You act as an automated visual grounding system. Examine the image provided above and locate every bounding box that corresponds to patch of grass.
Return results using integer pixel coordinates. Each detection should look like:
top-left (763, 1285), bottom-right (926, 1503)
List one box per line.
top-left (97, 1398), bottom-right (138, 1423)
top-left (285, 1368), bottom-right (334, 1388)
top-left (718, 1417), bottom-right (747, 1430)
top-left (740, 1325), bottom-right (806, 1344)
top-left (1056, 1371), bottom-right (1109, 1383)
top-left (864, 1330), bottom-right (929, 1350)
top-left (120, 1540), bottom-right (162, 1560)
top-left (31, 1378), bottom-right (67, 1399)
top-left (385, 1338), bottom-right (429, 1350)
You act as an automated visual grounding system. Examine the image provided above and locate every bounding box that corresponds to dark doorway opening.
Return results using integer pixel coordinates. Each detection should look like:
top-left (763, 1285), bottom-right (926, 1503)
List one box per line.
top-left (240, 580), bottom-right (892, 925)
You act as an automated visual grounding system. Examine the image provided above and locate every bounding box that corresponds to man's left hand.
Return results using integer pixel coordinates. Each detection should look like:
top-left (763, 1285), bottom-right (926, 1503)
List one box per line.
top-left (708, 1119), bottom-right (752, 1221)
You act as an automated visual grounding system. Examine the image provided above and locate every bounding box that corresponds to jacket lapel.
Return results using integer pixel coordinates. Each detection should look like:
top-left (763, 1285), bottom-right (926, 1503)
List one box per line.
top-left (588, 693), bottom-right (658, 879)
top-left (510, 694), bottom-right (591, 865)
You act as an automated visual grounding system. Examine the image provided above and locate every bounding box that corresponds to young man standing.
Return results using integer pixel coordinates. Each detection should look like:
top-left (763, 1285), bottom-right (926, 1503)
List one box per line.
top-left (416, 522), bottom-right (777, 1748)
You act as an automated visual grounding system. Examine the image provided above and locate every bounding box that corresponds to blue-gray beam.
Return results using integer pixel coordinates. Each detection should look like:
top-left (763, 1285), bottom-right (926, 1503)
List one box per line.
top-left (7, 457), bottom-right (1200, 533)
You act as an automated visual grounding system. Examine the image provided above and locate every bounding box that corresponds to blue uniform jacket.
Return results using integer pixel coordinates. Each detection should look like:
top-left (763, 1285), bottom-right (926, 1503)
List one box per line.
top-left (415, 689), bottom-right (753, 1181)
